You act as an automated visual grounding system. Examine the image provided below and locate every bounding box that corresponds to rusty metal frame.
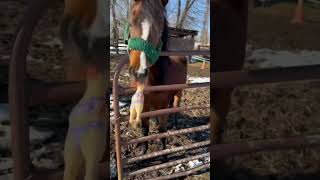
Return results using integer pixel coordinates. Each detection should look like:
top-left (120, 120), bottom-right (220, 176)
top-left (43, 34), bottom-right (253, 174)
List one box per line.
top-left (212, 65), bottom-right (320, 88)
top-left (9, 0), bottom-right (54, 179)
top-left (112, 54), bottom-right (210, 180)
top-left (213, 135), bottom-right (320, 159)
top-left (8, 1), bottom-right (109, 179)
top-left (112, 55), bottom-right (320, 179)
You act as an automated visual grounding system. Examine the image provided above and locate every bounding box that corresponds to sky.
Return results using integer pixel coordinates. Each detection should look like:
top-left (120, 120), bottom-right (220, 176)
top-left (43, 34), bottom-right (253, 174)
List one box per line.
top-left (111, 0), bottom-right (211, 39)
top-left (165, 0), bottom-right (210, 34)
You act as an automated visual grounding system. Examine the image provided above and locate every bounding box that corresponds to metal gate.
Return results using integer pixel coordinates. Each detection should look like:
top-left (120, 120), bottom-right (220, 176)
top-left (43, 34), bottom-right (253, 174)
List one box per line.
top-left (212, 65), bottom-right (320, 159)
top-left (112, 52), bottom-right (210, 179)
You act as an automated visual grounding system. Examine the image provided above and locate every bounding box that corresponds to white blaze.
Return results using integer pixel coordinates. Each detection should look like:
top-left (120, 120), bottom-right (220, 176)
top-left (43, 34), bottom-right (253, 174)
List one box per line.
top-left (138, 19), bottom-right (151, 74)
top-left (141, 19), bottom-right (151, 40)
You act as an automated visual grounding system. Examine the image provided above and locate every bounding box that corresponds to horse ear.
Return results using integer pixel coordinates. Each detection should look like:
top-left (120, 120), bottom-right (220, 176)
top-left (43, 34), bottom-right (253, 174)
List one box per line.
top-left (161, 0), bottom-right (168, 7)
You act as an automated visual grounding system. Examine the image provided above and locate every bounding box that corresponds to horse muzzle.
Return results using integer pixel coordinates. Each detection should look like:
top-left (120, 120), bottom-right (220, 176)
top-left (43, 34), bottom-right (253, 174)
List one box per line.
top-left (129, 66), bottom-right (148, 83)
top-left (60, 15), bottom-right (106, 62)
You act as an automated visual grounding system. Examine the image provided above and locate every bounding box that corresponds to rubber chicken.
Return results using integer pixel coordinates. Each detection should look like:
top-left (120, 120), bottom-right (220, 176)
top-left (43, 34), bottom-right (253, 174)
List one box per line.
top-left (129, 83), bottom-right (145, 130)
top-left (63, 66), bottom-right (106, 180)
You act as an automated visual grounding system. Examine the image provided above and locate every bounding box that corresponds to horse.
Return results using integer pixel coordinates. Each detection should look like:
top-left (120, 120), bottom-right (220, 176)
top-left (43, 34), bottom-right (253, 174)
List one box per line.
top-left (127, 0), bottom-right (188, 154)
top-left (212, 0), bottom-right (248, 178)
top-left (59, 0), bottom-right (107, 179)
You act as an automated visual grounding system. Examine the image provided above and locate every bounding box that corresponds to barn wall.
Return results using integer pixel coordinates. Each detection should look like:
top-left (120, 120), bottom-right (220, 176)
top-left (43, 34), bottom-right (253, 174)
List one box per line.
top-left (167, 38), bottom-right (195, 50)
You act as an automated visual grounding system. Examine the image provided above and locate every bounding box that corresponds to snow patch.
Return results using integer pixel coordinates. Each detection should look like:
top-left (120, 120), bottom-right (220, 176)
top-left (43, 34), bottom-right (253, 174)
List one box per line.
top-left (248, 49), bottom-right (320, 68)
top-left (109, 94), bottom-right (128, 110)
top-left (187, 77), bottom-right (210, 83)
top-left (187, 159), bottom-right (203, 169)
top-left (29, 127), bottom-right (54, 144)
top-left (0, 104), bottom-right (9, 123)
top-left (173, 164), bottom-right (185, 173)
top-left (0, 158), bottom-right (13, 170)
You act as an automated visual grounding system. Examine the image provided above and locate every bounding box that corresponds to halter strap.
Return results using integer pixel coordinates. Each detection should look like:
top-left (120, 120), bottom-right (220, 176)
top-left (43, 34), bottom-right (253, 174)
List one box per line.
top-left (127, 38), bottom-right (162, 65)
top-left (124, 21), bottom-right (162, 65)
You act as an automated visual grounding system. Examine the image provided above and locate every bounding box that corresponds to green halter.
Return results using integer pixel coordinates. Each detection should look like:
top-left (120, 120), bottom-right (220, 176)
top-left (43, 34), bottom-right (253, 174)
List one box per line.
top-left (123, 22), bottom-right (162, 65)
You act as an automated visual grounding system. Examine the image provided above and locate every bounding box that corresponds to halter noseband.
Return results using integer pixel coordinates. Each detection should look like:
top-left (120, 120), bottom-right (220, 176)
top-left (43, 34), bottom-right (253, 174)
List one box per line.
top-left (124, 22), bottom-right (162, 65)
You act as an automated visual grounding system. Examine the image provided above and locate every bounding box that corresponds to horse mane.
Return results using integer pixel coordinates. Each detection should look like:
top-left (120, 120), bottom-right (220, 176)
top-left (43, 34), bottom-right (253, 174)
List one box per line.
top-left (149, 15), bottom-right (169, 85)
top-left (161, 17), bottom-right (169, 51)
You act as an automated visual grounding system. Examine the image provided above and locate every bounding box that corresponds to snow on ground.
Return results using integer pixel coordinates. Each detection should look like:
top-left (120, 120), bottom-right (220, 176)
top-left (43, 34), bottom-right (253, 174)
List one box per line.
top-left (0, 173), bottom-right (12, 180)
top-left (187, 159), bottom-right (203, 169)
top-left (109, 95), bottom-right (128, 110)
top-left (110, 43), bottom-right (127, 55)
top-left (187, 76), bottom-right (210, 83)
top-left (248, 49), bottom-right (320, 68)
top-left (0, 104), bottom-right (9, 123)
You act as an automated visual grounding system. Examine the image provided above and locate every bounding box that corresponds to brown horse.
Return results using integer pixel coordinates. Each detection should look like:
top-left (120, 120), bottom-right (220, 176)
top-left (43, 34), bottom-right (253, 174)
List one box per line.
top-left (212, 0), bottom-right (248, 177)
top-left (127, 0), bottom-right (188, 153)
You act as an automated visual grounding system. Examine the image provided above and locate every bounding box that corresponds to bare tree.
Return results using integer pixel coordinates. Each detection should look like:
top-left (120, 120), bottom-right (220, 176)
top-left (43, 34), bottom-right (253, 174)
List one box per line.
top-left (111, 0), bottom-right (208, 42)
top-left (177, 0), bottom-right (197, 29)
top-left (123, 0), bottom-right (131, 19)
top-left (111, 0), bottom-right (118, 41)
top-left (175, 0), bottom-right (182, 28)
top-left (200, 0), bottom-right (209, 44)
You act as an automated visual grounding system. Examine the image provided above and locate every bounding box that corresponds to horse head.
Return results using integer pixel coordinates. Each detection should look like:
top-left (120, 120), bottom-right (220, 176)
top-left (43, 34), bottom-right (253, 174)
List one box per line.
top-left (128, 0), bottom-right (168, 84)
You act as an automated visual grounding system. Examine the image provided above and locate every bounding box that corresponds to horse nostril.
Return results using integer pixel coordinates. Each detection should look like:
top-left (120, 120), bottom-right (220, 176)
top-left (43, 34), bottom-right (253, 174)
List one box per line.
top-left (137, 68), bottom-right (148, 78)
top-left (129, 66), bottom-right (138, 79)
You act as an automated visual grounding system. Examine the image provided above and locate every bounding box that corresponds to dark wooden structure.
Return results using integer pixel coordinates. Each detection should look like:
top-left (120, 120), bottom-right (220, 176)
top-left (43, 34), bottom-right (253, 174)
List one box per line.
top-left (168, 27), bottom-right (198, 38)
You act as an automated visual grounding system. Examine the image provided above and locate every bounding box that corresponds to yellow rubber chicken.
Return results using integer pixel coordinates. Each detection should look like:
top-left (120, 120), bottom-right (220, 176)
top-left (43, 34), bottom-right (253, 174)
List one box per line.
top-left (129, 83), bottom-right (145, 130)
top-left (63, 66), bottom-right (106, 180)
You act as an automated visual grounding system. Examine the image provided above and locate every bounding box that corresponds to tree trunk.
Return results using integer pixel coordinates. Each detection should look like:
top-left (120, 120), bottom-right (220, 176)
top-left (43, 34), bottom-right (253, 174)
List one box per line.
top-left (176, 0), bottom-right (181, 28)
top-left (111, 0), bottom-right (118, 41)
top-left (201, 0), bottom-right (210, 44)
top-left (126, 0), bottom-right (132, 19)
top-left (177, 0), bottom-right (196, 29)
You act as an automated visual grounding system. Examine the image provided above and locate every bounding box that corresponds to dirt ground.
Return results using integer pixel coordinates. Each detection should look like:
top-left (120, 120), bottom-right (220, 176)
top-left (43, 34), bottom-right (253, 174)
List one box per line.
top-left (188, 62), bottom-right (210, 77)
top-left (248, 2), bottom-right (320, 50)
top-left (222, 2), bottom-right (320, 180)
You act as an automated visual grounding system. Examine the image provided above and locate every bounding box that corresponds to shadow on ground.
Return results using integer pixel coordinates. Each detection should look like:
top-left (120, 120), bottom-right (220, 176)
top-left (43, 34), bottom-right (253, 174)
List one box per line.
top-left (215, 163), bottom-right (320, 180)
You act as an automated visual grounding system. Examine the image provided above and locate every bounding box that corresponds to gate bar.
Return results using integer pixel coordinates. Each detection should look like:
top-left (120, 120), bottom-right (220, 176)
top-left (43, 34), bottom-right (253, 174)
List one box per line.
top-left (126, 152), bottom-right (210, 177)
top-left (120, 83), bottom-right (209, 95)
top-left (147, 163), bottom-right (210, 180)
top-left (9, 0), bottom-right (54, 179)
top-left (213, 64), bottom-right (320, 88)
top-left (125, 140), bottom-right (210, 164)
top-left (213, 135), bottom-right (320, 160)
top-left (121, 106), bottom-right (210, 122)
top-left (160, 50), bottom-right (210, 56)
top-left (123, 124), bottom-right (209, 145)
top-left (113, 58), bottom-right (124, 179)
